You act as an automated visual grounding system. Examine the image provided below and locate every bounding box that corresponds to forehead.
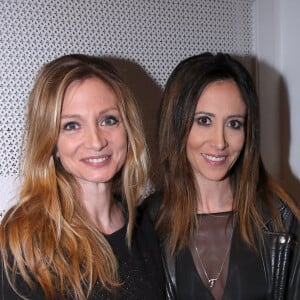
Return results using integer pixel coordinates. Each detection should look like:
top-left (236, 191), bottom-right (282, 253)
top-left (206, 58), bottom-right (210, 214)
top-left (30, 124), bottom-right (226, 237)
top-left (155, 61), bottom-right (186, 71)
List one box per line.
top-left (62, 77), bottom-right (119, 109)
top-left (65, 76), bottom-right (114, 96)
top-left (195, 79), bottom-right (246, 113)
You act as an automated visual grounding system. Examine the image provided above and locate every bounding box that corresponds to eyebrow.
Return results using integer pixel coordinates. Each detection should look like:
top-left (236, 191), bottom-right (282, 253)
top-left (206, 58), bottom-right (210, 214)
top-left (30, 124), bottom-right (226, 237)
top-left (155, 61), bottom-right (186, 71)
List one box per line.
top-left (60, 107), bottom-right (119, 119)
top-left (194, 111), bottom-right (246, 119)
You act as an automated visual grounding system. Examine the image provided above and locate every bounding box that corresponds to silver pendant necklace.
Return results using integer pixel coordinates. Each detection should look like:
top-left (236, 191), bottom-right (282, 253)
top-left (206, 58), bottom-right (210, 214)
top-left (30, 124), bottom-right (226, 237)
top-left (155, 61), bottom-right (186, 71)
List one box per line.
top-left (193, 240), bottom-right (231, 288)
top-left (193, 214), bottom-right (235, 288)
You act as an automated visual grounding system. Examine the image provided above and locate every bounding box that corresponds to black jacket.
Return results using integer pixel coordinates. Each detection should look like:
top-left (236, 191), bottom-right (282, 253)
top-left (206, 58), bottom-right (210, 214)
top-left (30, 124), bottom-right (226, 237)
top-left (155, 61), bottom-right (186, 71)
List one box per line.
top-left (145, 194), bottom-right (300, 300)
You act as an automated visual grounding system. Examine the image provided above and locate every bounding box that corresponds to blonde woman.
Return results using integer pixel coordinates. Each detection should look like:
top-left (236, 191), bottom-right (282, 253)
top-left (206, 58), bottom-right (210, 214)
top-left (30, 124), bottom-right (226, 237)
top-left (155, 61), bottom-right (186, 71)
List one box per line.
top-left (0, 54), bottom-right (165, 299)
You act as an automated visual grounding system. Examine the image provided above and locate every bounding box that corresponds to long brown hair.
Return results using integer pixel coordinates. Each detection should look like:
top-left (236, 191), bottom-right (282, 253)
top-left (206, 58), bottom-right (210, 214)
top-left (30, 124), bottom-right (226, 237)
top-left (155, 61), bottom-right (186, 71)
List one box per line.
top-left (0, 54), bottom-right (149, 299)
top-left (156, 52), bottom-right (300, 255)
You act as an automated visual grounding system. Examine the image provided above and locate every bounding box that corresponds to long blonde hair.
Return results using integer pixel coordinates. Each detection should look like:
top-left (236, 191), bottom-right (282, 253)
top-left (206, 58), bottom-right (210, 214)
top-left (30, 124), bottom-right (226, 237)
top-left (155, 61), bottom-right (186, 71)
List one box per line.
top-left (0, 54), bottom-right (149, 299)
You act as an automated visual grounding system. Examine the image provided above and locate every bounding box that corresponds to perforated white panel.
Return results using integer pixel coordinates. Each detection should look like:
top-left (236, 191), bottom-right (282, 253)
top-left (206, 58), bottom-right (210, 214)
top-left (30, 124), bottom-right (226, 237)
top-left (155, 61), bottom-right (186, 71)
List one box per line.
top-left (0, 0), bottom-right (255, 219)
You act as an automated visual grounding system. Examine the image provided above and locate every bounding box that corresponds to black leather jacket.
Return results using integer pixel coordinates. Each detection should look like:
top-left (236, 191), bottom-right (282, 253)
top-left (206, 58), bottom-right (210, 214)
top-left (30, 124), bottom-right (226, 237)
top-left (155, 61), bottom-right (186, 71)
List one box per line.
top-left (144, 194), bottom-right (300, 300)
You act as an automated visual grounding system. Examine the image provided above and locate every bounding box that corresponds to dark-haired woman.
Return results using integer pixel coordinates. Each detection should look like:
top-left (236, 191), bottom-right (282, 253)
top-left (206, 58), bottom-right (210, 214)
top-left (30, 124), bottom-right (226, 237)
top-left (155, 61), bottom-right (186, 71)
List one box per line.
top-left (155, 52), bottom-right (300, 300)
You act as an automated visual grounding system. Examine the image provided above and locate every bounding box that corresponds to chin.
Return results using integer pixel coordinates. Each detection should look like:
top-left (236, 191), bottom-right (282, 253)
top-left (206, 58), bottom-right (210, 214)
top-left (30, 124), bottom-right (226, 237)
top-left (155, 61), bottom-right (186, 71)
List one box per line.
top-left (203, 172), bottom-right (229, 182)
top-left (77, 174), bottom-right (115, 184)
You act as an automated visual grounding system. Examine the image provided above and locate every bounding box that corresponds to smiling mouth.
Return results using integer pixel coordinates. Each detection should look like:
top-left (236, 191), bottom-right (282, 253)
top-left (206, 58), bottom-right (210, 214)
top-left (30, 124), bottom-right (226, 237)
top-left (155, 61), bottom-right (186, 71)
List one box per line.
top-left (202, 153), bottom-right (226, 162)
top-left (85, 156), bottom-right (109, 163)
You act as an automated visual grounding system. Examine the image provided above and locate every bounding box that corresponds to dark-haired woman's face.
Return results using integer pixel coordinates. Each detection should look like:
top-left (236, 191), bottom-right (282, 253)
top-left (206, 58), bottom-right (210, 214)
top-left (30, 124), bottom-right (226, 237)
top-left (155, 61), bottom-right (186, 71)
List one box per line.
top-left (186, 80), bottom-right (246, 183)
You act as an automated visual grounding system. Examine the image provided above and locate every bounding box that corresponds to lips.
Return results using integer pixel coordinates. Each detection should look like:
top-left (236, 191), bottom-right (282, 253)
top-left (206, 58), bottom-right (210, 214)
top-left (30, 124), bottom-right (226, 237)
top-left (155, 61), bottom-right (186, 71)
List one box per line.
top-left (82, 155), bottom-right (111, 165)
top-left (85, 156), bottom-right (109, 163)
top-left (201, 153), bottom-right (226, 162)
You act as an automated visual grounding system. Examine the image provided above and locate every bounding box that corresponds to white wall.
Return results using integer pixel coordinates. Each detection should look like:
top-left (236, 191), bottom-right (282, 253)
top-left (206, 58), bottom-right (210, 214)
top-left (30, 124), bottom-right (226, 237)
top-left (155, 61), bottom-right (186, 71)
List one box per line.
top-left (254, 0), bottom-right (281, 177)
top-left (255, 0), bottom-right (300, 199)
top-left (0, 0), bottom-right (255, 218)
top-left (280, 2), bottom-right (300, 178)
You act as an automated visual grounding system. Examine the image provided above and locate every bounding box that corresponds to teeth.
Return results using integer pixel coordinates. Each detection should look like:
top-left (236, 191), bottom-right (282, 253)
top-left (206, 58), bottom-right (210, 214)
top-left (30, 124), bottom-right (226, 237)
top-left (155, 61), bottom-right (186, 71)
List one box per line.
top-left (86, 157), bottom-right (107, 163)
top-left (202, 154), bottom-right (225, 162)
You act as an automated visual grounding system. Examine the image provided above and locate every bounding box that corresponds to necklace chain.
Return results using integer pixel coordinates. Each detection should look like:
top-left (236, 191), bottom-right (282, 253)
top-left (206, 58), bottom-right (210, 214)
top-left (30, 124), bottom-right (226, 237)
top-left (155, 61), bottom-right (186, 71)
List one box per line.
top-left (193, 217), bottom-right (234, 288)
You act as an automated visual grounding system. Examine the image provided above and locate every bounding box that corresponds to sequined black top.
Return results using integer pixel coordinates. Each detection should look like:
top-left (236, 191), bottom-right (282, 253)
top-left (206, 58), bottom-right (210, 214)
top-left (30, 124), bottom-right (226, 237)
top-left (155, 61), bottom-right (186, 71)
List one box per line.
top-left (0, 208), bottom-right (165, 300)
top-left (95, 208), bottom-right (166, 300)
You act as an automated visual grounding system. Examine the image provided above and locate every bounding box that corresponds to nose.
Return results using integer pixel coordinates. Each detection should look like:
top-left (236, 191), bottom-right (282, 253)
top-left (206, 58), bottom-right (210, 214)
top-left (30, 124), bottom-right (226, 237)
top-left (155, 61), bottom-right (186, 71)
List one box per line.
top-left (86, 126), bottom-right (108, 150)
top-left (210, 125), bottom-right (228, 150)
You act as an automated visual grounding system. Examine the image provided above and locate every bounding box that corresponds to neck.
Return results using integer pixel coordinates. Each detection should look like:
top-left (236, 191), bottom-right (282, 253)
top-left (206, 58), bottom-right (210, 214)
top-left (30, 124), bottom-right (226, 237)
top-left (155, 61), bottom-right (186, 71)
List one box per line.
top-left (79, 181), bottom-right (125, 234)
top-left (196, 178), bottom-right (234, 213)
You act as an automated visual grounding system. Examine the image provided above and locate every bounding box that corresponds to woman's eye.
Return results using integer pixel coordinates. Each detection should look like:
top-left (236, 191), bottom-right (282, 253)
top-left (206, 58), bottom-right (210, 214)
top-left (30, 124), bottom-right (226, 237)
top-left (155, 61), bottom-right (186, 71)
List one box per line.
top-left (196, 116), bottom-right (211, 126)
top-left (228, 120), bottom-right (242, 129)
top-left (100, 116), bottom-right (119, 126)
top-left (63, 122), bottom-right (80, 131)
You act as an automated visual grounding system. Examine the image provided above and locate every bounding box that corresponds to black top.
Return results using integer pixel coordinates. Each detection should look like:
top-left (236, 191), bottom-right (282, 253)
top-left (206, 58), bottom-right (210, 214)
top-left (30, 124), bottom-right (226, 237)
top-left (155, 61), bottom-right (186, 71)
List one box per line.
top-left (188, 212), bottom-right (235, 299)
top-left (150, 190), bottom-right (300, 300)
top-left (176, 225), bottom-right (267, 300)
top-left (0, 208), bottom-right (165, 300)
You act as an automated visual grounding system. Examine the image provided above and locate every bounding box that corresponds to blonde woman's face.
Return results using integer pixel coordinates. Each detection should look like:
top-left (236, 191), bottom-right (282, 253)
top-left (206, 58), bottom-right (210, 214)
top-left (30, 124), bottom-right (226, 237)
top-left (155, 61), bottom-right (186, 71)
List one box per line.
top-left (56, 77), bottom-right (127, 187)
top-left (186, 80), bottom-right (246, 184)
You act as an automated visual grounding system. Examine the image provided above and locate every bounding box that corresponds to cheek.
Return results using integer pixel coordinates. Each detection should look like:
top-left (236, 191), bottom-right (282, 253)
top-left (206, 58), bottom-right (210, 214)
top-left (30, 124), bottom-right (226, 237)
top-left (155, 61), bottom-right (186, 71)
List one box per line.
top-left (231, 133), bottom-right (245, 153)
top-left (186, 127), bottom-right (205, 153)
top-left (186, 137), bottom-right (198, 164)
top-left (117, 139), bottom-right (127, 154)
top-left (186, 128), bottom-right (198, 148)
top-left (115, 131), bottom-right (128, 158)
top-left (56, 137), bottom-right (77, 158)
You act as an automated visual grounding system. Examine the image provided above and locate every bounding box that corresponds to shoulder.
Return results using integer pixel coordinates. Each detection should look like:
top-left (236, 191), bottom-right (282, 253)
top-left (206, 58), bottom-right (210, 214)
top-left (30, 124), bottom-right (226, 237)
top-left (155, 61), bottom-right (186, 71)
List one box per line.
top-left (262, 195), bottom-right (299, 233)
top-left (131, 194), bottom-right (164, 265)
top-left (132, 191), bottom-right (165, 245)
top-left (139, 191), bottom-right (163, 223)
